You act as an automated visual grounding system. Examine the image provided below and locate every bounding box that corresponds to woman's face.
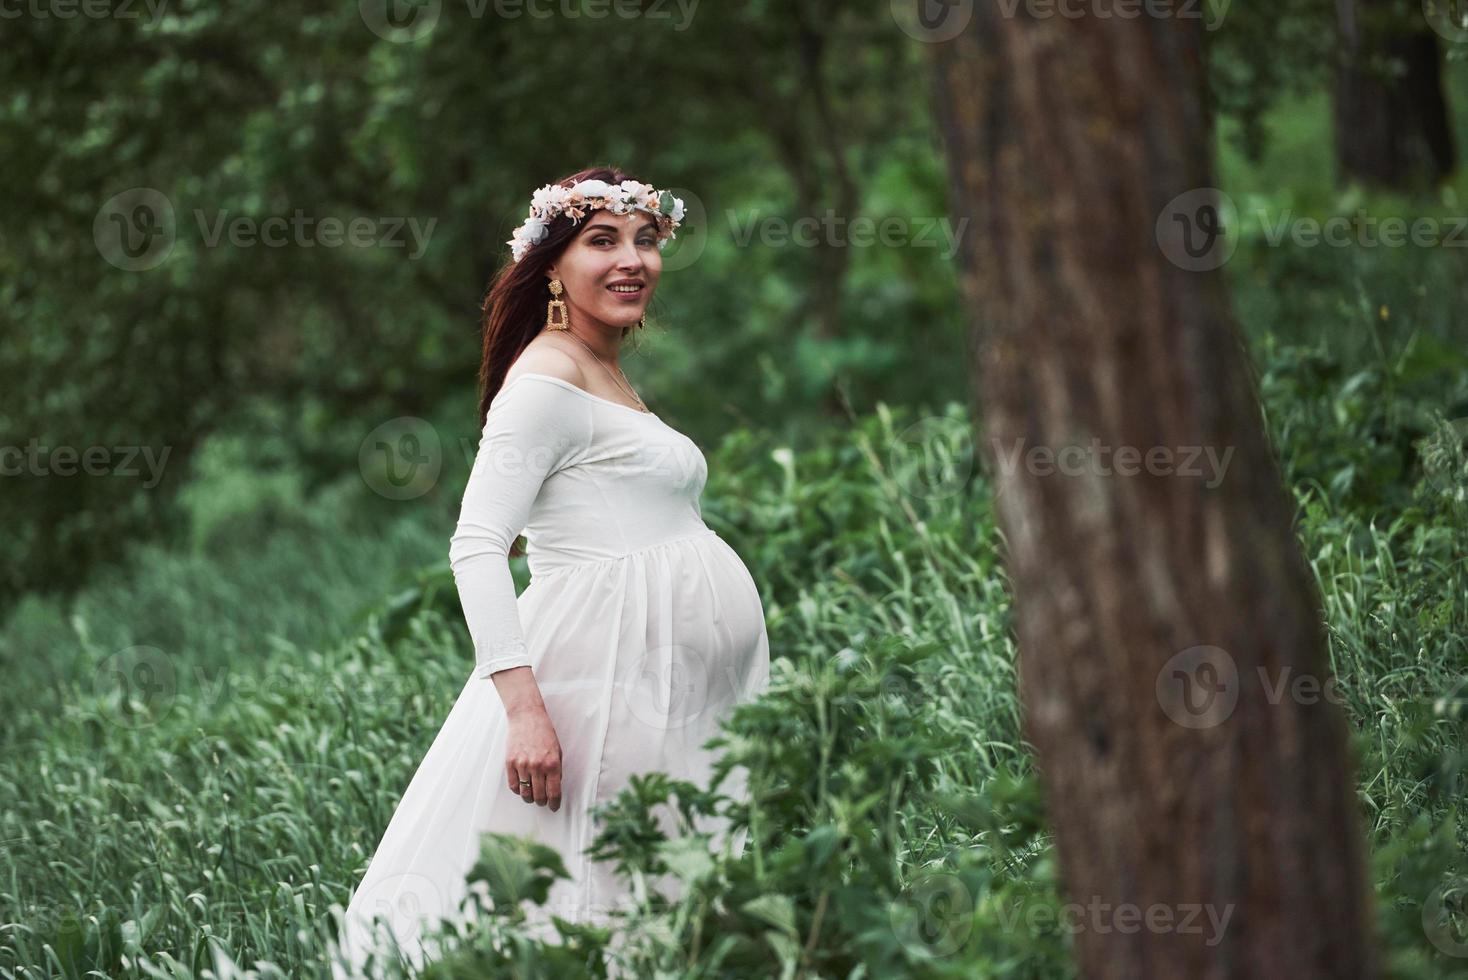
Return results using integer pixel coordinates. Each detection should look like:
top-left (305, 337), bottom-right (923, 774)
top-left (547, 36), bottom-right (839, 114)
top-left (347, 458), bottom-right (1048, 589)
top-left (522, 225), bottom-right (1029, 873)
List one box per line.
top-left (546, 209), bottom-right (662, 333)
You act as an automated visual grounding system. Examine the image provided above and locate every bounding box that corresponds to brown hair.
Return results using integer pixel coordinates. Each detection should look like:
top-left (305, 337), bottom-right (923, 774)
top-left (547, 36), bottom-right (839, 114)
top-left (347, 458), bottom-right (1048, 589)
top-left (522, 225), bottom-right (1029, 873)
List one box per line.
top-left (475, 164), bottom-right (655, 429)
top-left (475, 165), bottom-right (653, 557)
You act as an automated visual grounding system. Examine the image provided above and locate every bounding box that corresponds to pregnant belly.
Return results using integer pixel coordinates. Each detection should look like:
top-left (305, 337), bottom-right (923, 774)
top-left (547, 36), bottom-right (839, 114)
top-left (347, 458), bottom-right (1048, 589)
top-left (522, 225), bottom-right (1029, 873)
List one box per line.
top-left (613, 534), bottom-right (766, 732)
top-left (516, 533), bottom-right (765, 686)
top-left (703, 535), bottom-right (767, 645)
top-left (515, 536), bottom-right (770, 806)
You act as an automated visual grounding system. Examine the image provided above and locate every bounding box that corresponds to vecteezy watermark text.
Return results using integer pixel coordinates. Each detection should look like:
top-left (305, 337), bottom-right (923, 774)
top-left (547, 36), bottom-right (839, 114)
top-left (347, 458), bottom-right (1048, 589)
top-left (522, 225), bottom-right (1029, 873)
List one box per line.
top-left (94, 187), bottom-right (438, 271)
top-left (1, 440), bottom-right (170, 488)
top-left (891, 0), bottom-right (1229, 43)
top-left (727, 209), bottom-right (969, 260)
top-left (991, 437), bottom-right (1235, 489)
top-left (1156, 645), bottom-right (1348, 730)
top-left (0, 0), bottom-right (168, 23)
top-left (993, 0), bottom-right (1227, 30)
top-left (357, 0), bottom-right (699, 42)
top-left (994, 894), bottom-right (1235, 946)
top-left (1157, 187), bottom-right (1468, 271)
top-left (1254, 209), bottom-right (1468, 249)
top-left (195, 210), bottom-right (436, 258)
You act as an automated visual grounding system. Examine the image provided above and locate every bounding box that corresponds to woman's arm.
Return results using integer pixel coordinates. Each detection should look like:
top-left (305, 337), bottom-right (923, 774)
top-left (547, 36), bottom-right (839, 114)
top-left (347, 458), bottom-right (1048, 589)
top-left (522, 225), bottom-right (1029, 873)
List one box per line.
top-left (446, 361), bottom-right (593, 809)
top-left (495, 673), bottom-right (564, 810)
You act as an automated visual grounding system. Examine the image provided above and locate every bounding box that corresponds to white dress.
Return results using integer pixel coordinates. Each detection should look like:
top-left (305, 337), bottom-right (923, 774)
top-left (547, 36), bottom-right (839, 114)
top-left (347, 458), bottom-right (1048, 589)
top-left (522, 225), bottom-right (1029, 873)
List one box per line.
top-left (331, 372), bottom-right (770, 975)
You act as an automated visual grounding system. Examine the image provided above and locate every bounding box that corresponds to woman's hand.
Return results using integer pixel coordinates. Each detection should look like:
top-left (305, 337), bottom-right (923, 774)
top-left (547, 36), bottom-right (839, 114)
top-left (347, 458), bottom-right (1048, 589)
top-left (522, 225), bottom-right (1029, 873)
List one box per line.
top-left (491, 666), bottom-right (563, 811)
top-left (504, 708), bottom-right (563, 810)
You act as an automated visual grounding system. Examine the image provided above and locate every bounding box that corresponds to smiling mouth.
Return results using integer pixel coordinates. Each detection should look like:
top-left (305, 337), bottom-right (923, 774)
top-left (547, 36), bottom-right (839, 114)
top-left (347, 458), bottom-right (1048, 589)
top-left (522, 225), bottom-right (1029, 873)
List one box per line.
top-left (607, 284), bottom-right (644, 295)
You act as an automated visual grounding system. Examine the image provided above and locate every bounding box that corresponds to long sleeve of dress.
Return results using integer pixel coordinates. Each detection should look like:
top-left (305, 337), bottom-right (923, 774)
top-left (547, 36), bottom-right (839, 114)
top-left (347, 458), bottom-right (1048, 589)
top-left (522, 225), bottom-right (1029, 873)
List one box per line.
top-left (448, 377), bottom-right (594, 679)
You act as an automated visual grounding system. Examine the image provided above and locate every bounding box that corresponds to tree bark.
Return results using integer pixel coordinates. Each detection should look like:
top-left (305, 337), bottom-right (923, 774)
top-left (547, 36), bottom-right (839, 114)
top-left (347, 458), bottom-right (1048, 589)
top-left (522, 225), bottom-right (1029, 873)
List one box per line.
top-left (1334, 0), bottom-right (1456, 191)
top-left (925, 8), bottom-right (1377, 979)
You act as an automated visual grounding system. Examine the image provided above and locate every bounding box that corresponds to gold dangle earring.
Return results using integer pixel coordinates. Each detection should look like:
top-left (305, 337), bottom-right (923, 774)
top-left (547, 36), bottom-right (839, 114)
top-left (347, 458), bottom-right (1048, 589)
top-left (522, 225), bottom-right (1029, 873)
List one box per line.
top-left (545, 278), bottom-right (569, 331)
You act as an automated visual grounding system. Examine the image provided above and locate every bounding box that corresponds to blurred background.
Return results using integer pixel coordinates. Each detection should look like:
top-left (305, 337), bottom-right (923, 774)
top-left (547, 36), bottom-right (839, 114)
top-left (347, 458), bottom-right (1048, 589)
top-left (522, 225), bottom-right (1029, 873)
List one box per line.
top-left (3, 1), bottom-right (1468, 977)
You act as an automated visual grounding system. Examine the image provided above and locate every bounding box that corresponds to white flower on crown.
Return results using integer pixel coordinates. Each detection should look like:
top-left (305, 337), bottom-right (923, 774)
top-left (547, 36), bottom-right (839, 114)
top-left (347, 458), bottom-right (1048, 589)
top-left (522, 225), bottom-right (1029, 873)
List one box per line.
top-left (505, 176), bottom-right (687, 263)
top-left (521, 215), bottom-right (548, 240)
top-left (506, 213), bottom-right (551, 262)
top-left (529, 184), bottom-right (569, 216)
top-left (573, 179), bottom-right (614, 201)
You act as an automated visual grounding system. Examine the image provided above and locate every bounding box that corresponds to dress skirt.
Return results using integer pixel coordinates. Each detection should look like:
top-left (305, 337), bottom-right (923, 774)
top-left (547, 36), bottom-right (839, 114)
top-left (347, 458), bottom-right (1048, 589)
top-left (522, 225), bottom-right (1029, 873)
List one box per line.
top-left (331, 527), bottom-right (770, 975)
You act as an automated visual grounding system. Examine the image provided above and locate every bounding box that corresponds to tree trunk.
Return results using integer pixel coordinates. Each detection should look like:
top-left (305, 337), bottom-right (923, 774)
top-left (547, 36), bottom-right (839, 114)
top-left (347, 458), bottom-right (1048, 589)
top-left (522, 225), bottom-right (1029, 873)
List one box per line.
top-left (925, 8), bottom-right (1377, 979)
top-left (1334, 0), bottom-right (1455, 191)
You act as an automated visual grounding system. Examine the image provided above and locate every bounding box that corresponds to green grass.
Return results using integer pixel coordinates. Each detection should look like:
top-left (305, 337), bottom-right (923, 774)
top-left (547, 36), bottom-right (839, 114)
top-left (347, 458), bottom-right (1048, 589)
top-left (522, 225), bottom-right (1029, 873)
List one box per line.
top-left (3, 304), bottom-right (1466, 976)
top-left (5, 90), bottom-right (1468, 974)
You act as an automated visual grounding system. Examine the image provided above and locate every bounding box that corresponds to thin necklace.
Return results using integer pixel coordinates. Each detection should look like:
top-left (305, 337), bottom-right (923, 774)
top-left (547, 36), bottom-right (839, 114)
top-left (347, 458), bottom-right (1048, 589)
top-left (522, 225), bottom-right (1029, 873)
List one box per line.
top-left (561, 330), bottom-right (650, 413)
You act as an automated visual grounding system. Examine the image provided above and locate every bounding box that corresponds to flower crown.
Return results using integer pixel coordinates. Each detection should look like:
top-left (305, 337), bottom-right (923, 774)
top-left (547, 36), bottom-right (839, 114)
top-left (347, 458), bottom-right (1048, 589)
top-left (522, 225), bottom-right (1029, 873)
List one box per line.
top-left (507, 178), bottom-right (686, 263)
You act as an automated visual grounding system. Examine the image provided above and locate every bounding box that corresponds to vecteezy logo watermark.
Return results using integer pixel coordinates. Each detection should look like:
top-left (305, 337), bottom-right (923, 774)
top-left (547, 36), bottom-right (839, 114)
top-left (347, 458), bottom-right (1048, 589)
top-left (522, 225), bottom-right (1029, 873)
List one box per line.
top-left (94, 187), bottom-right (176, 271)
top-left (616, 642), bottom-right (737, 732)
top-left (1156, 646), bottom-right (1346, 730)
top-left (891, 0), bottom-right (975, 42)
top-left (0, 440), bottom-right (171, 488)
top-left (655, 186), bottom-right (706, 272)
top-left (0, 0), bottom-right (169, 24)
top-left (890, 872), bottom-right (975, 958)
top-left (88, 661), bottom-right (434, 730)
top-left (453, 430), bottom-right (700, 486)
top-left (352, 871), bottom-right (449, 947)
top-left (1156, 187), bottom-right (1240, 271)
top-left (1423, 0), bottom-right (1468, 43)
top-left (0, 901), bottom-right (96, 941)
top-left (890, 415), bottom-right (977, 500)
top-left (359, 0), bottom-right (442, 42)
top-left (993, 894), bottom-right (1235, 946)
top-left (1424, 875), bottom-right (1468, 957)
top-left (94, 188), bottom-right (438, 270)
top-left (1159, 188), bottom-right (1468, 270)
top-left (359, 417), bottom-right (442, 501)
top-left (194, 209), bottom-right (437, 258)
top-left (892, 0), bottom-right (1226, 41)
top-left (1254, 209), bottom-right (1468, 250)
top-left (488, 0), bottom-right (698, 25)
top-left (990, 437), bottom-right (1236, 489)
top-left (997, 0), bottom-right (1227, 29)
top-left (1156, 645), bottom-right (1239, 729)
top-left (359, 0), bottom-right (698, 42)
top-left (90, 645), bottom-right (178, 728)
top-left (727, 210), bottom-right (969, 261)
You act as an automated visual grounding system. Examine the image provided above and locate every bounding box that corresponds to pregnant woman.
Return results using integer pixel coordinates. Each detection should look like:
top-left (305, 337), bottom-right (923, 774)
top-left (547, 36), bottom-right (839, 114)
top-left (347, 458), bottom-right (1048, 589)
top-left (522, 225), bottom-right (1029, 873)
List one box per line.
top-left (332, 168), bottom-right (770, 975)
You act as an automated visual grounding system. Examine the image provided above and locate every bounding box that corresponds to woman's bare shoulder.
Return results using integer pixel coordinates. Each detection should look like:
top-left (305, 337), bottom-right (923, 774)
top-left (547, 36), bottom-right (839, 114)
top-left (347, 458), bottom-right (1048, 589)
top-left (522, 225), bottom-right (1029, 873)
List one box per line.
top-left (505, 337), bottom-right (587, 389)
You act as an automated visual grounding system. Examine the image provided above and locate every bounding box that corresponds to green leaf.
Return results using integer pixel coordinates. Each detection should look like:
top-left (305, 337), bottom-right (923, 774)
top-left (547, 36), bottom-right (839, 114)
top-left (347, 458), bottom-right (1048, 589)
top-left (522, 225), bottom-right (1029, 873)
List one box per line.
top-left (740, 893), bottom-right (798, 937)
top-left (467, 832), bottom-right (573, 914)
top-left (656, 834), bottom-right (716, 884)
